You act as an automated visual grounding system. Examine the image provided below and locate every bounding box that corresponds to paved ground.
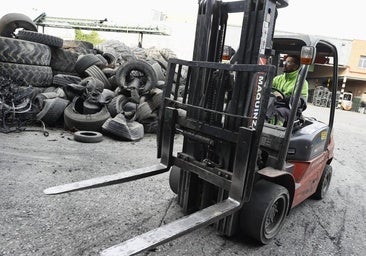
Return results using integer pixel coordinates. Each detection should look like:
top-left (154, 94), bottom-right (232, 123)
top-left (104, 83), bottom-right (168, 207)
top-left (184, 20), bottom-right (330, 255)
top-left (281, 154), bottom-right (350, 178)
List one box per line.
top-left (0, 104), bottom-right (365, 256)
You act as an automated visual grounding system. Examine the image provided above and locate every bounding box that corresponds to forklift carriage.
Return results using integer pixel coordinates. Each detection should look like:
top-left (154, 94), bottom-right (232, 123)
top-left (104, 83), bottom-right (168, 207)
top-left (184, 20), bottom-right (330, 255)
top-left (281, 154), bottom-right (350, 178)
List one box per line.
top-left (44, 0), bottom-right (338, 255)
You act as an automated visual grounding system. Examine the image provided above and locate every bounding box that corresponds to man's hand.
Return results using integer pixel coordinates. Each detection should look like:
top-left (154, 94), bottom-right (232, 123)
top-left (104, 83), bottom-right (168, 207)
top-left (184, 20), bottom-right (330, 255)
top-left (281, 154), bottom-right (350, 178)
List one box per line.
top-left (273, 90), bottom-right (284, 100)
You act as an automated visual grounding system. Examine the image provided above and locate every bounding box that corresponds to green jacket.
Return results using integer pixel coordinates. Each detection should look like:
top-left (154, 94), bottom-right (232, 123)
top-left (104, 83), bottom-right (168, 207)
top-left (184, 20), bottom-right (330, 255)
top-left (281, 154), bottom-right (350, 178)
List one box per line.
top-left (272, 70), bottom-right (309, 99)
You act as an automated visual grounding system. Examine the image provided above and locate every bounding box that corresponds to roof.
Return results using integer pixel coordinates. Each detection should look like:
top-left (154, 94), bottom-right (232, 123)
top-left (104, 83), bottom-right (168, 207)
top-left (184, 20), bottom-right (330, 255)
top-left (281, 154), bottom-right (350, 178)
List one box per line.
top-left (273, 32), bottom-right (338, 57)
top-left (33, 13), bottom-right (170, 36)
top-left (274, 31), bottom-right (352, 65)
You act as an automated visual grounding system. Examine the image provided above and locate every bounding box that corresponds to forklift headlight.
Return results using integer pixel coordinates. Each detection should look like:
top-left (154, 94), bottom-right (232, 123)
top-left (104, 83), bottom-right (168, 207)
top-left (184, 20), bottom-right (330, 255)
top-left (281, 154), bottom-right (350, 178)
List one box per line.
top-left (300, 46), bottom-right (316, 65)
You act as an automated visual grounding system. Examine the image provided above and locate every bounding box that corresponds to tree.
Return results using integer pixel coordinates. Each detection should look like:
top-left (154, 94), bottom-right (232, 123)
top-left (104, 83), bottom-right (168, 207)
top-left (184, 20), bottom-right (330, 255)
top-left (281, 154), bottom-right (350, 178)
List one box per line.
top-left (74, 30), bottom-right (104, 45)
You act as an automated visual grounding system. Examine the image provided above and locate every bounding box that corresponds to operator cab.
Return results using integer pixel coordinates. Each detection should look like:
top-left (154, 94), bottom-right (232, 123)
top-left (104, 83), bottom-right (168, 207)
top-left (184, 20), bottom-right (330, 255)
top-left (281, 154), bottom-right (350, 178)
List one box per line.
top-left (260, 33), bottom-right (338, 168)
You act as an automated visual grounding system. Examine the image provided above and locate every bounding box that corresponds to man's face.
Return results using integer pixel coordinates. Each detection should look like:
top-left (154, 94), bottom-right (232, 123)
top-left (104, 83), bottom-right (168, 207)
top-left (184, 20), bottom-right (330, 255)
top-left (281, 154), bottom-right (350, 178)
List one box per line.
top-left (283, 57), bottom-right (298, 73)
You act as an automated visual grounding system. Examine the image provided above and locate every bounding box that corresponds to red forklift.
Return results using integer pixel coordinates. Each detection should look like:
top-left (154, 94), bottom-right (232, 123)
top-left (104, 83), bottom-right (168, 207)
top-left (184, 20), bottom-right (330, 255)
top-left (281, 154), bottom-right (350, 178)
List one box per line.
top-left (44, 0), bottom-right (338, 255)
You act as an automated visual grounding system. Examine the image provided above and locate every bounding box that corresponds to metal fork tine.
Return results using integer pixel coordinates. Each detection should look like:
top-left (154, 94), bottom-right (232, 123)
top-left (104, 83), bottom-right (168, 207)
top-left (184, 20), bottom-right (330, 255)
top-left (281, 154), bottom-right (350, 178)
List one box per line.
top-left (43, 164), bottom-right (168, 195)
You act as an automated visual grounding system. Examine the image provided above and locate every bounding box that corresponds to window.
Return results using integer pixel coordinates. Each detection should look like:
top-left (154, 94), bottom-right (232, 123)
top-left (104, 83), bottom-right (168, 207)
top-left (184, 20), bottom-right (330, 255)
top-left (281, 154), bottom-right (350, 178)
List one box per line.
top-left (358, 56), bottom-right (366, 68)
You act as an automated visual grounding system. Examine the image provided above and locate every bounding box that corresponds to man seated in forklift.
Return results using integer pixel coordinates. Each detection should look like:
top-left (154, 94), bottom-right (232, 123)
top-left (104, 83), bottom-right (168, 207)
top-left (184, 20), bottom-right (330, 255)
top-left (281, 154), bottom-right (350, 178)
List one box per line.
top-left (267, 54), bottom-right (309, 126)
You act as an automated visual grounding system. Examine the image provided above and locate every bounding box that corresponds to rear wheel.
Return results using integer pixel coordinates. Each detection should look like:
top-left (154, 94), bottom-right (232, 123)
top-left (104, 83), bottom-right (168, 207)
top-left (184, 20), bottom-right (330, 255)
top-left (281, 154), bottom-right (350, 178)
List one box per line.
top-left (240, 180), bottom-right (289, 244)
top-left (312, 165), bottom-right (332, 200)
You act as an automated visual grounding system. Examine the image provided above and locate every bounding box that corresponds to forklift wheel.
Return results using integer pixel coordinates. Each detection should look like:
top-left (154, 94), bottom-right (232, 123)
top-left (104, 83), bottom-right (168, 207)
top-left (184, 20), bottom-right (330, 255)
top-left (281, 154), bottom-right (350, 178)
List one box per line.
top-left (312, 165), bottom-right (332, 200)
top-left (240, 180), bottom-right (289, 244)
top-left (169, 166), bottom-right (181, 194)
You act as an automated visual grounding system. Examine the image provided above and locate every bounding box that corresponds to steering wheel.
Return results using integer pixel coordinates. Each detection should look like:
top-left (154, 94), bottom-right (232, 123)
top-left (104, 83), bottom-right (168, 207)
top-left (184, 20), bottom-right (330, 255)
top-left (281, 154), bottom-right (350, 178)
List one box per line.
top-left (271, 87), bottom-right (286, 100)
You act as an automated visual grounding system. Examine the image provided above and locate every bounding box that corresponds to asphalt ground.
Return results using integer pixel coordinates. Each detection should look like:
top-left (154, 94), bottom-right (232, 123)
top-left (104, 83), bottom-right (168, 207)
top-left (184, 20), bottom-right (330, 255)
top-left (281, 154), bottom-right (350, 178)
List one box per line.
top-left (0, 104), bottom-right (365, 256)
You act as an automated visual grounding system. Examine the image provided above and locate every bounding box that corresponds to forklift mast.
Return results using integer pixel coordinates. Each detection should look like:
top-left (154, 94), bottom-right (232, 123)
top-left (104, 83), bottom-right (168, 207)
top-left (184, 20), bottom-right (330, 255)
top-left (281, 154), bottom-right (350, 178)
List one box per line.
top-left (191, 0), bottom-right (282, 126)
top-left (156, 0), bottom-right (287, 211)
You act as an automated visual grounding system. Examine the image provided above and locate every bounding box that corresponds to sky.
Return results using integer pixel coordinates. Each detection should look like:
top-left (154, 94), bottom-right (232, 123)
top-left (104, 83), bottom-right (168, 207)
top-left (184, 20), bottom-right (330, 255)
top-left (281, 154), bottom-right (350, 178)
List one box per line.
top-left (275, 0), bottom-right (366, 40)
top-left (1, 0), bottom-right (365, 40)
top-left (1, 0), bottom-right (366, 58)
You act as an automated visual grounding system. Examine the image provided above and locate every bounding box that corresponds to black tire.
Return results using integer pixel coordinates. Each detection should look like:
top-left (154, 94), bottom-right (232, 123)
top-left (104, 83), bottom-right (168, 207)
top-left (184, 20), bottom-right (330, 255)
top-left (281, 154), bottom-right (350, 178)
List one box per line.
top-left (64, 103), bottom-right (111, 132)
top-left (0, 37), bottom-right (51, 65)
top-left (85, 65), bottom-right (112, 90)
top-left (0, 62), bottom-right (53, 87)
top-left (16, 30), bottom-right (63, 48)
top-left (312, 165), bottom-right (332, 200)
top-left (99, 89), bottom-right (116, 104)
top-left (75, 54), bottom-right (104, 76)
top-left (169, 166), bottom-right (181, 194)
top-left (134, 102), bottom-right (153, 121)
top-left (83, 100), bottom-right (101, 114)
top-left (240, 180), bottom-right (290, 244)
top-left (102, 49), bottom-right (117, 65)
top-left (95, 54), bottom-right (108, 67)
top-left (101, 114), bottom-right (144, 141)
top-left (0, 13), bottom-right (37, 38)
top-left (36, 98), bottom-right (70, 126)
top-left (52, 74), bottom-right (82, 87)
top-left (115, 60), bottom-right (157, 93)
top-left (74, 131), bottom-right (103, 143)
top-left (107, 95), bottom-right (128, 117)
top-left (50, 48), bottom-right (80, 73)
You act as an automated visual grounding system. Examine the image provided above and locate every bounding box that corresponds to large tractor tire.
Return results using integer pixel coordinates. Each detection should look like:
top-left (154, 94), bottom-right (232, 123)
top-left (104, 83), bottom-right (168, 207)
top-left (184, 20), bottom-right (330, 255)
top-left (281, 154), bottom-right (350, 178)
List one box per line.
top-left (0, 62), bottom-right (53, 87)
top-left (0, 37), bottom-right (51, 66)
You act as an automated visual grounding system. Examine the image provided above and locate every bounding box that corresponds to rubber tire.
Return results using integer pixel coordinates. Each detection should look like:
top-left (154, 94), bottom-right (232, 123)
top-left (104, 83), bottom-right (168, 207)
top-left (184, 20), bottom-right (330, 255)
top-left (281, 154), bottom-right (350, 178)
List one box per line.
top-left (16, 30), bottom-right (63, 48)
top-left (107, 95), bottom-right (128, 117)
top-left (169, 166), bottom-right (181, 194)
top-left (64, 104), bottom-right (111, 132)
top-left (0, 36), bottom-right (51, 65)
top-left (0, 13), bottom-right (37, 38)
top-left (134, 102), bottom-right (153, 121)
top-left (36, 98), bottom-right (70, 126)
top-left (85, 65), bottom-right (112, 90)
top-left (74, 131), bottom-right (103, 143)
top-left (52, 74), bottom-right (82, 87)
top-left (116, 60), bottom-right (157, 93)
top-left (50, 48), bottom-right (80, 73)
top-left (0, 62), bottom-right (53, 87)
top-left (240, 180), bottom-right (290, 244)
top-left (75, 54), bottom-right (104, 76)
top-left (312, 165), bottom-right (332, 200)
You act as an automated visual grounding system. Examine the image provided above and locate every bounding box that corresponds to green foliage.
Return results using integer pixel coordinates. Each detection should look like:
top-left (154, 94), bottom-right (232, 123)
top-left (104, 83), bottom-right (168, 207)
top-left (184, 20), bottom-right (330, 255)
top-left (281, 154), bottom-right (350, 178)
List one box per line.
top-left (74, 30), bottom-right (104, 45)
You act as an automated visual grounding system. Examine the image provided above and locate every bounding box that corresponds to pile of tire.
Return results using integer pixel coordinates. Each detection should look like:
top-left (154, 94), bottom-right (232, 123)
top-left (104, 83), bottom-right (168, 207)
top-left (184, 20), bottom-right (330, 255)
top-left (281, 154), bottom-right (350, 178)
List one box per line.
top-left (0, 12), bottom-right (184, 141)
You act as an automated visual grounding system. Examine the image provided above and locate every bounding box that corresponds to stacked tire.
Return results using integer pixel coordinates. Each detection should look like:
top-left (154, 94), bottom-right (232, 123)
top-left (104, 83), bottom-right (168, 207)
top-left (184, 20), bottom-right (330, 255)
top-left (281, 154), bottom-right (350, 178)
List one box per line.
top-left (0, 12), bottom-right (183, 141)
top-left (0, 34), bottom-right (54, 87)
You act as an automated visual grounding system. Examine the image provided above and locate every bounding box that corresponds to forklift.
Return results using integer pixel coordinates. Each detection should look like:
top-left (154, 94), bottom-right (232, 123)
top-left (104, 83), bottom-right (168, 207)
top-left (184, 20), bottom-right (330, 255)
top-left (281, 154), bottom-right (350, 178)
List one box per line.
top-left (44, 0), bottom-right (338, 255)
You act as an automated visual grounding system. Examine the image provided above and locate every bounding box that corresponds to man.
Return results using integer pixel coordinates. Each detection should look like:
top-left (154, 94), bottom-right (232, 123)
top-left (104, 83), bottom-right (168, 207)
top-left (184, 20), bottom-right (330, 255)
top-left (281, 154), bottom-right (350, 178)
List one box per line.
top-left (268, 55), bottom-right (309, 126)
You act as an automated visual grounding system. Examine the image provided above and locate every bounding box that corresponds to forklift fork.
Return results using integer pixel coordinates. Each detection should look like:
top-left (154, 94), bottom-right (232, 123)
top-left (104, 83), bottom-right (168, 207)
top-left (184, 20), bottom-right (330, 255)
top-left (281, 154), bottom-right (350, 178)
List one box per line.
top-left (100, 198), bottom-right (240, 256)
top-left (43, 164), bottom-right (168, 195)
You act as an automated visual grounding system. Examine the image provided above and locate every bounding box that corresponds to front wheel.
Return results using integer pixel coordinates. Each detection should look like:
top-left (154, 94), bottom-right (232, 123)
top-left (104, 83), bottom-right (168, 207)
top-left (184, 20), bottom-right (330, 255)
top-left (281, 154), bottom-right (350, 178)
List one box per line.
top-left (240, 180), bottom-right (290, 244)
top-left (169, 166), bottom-right (181, 194)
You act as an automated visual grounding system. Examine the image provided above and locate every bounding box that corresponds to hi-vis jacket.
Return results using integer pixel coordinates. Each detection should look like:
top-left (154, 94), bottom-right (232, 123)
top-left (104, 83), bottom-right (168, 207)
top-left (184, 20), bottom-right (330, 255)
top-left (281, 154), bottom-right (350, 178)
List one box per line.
top-left (272, 70), bottom-right (309, 100)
